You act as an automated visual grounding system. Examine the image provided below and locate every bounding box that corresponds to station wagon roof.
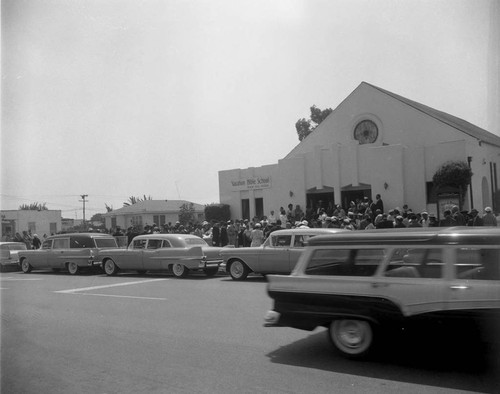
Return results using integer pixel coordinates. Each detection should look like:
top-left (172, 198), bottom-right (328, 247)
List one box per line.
top-left (306, 227), bottom-right (500, 247)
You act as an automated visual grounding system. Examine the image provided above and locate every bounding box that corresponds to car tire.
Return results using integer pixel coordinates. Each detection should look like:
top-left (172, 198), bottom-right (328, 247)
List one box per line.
top-left (328, 319), bottom-right (373, 359)
top-left (228, 259), bottom-right (249, 281)
top-left (21, 258), bottom-right (32, 273)
top-left (103, 259), bottom-right (119, 276)
top-left (67, 262), bottom-right (80, 275)
top-left (172, 263), bottom-right (189, 278)
top-left (204, 267), bottom-right (218, 277)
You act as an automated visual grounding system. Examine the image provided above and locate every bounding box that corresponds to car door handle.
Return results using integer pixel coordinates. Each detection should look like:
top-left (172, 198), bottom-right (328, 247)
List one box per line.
top-left (450, 285), bottom-right (470, 290)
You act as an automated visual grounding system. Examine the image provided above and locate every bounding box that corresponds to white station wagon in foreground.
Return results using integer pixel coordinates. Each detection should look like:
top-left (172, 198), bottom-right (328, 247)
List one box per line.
top-left (96, 234), bottom-right (226, 278)
top-left (265, 227), bottom-right (500, 358)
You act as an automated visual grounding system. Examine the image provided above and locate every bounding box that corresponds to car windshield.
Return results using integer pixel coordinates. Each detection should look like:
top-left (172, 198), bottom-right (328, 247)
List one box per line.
top-left (184, 237), bottom-right (208, 246)
top-left (95, 238), bottom-right (119, 248)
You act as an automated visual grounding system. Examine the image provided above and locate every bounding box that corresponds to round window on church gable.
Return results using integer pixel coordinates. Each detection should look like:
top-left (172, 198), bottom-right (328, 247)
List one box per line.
top-left (353, 120), bottom-right (378, 144)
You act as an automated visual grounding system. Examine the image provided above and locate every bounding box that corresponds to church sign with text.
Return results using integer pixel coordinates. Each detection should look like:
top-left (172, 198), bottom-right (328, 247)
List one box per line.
top-left (230, 176), bottom-right (272, 191)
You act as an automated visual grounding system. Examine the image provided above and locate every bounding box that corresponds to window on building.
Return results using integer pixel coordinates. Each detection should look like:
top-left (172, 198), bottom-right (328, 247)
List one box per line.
top-left (426, 182), bottom-right (438, 204)
top-left (50, 223), bottom-right (57, 235)
top-left (111, 217), bottom-right (117, 229)
top-left (28, 222), bottom-right (36, 233)
top-left (241, 199), bottom-right (250, 220)
top-left (131, 216), bottom-right (143, 227)
top-left (153, 215), bottom-right (166, 226)
top-left (255, 198), bottom-right (264, 219)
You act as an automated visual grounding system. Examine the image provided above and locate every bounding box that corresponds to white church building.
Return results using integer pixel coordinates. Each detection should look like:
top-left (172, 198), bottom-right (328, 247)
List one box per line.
top-left (219, 82), bottom-right (500, 221)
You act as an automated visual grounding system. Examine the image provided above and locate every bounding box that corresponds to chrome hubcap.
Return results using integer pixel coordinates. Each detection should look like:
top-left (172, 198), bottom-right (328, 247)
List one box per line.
top-left (231, 262), bottom-right (243, 277)
top-left (173, 264), bottom-right (183, 275)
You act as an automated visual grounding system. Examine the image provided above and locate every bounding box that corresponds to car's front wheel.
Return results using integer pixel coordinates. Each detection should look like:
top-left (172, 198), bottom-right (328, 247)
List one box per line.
top-left (172, 263), bottom-right (189, 278)
top-left (103, 259), bottom-right (119, 276)
top-left (21, 258), bottom-right (32, 273)
top-left (329, 319), bottom-right (374, 359)
top-left (228, 259), bottom-right (249, 281)
top-left (67, 262), bottom-right (80, 275)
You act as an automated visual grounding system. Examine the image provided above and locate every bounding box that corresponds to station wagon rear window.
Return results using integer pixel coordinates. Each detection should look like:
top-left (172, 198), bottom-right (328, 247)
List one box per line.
top-left (53, 238), bottom-right (70, 249)
top-left (305, 249), bottom-right (385, 276)
top-left (384, 248), bottom-right (443, 279)
top-left (456, 248), bottom-right (500, 280)
top-left (71, 236), bottom-right (95, 248)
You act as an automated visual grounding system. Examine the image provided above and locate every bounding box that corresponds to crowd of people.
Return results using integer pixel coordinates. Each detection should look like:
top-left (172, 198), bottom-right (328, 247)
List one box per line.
top-left (112, 194), bottom-right (498, 248)
top-left (4, 195), bottom-right (497, 250)
top-left (2, 230), bottom-right (44, 249)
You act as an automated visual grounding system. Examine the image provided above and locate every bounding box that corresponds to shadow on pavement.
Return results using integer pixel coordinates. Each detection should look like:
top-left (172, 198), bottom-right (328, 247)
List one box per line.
top-left (266, 329), bottom-right (500, 393)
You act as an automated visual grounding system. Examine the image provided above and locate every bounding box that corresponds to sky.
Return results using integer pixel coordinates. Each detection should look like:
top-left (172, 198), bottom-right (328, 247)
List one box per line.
top-left (1, 0), bottom-right (499, 219)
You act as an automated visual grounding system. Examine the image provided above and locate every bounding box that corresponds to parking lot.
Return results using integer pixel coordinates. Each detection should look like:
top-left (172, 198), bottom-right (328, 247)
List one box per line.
top-left (1, 270), bottom-right (499, 394)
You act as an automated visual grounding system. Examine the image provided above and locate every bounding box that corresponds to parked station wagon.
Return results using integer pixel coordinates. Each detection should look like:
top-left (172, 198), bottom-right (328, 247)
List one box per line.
top-left (265, 227), bottom-right (500, 358)
top-left (18, 233), bottom-right (119, 275)
top-left (220, 228), bottom-right (346, 280)
top-left (96, 234), bottom-right (226, 278)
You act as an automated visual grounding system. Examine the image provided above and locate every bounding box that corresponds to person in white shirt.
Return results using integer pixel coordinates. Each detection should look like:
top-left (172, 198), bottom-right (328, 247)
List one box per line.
top-left (279, 207), bottom-right (288, 228)
top-left (268, 210), bottom-right (277, 225)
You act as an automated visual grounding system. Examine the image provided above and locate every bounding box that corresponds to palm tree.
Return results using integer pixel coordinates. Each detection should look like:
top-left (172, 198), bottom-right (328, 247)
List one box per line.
top-left (123, 195), bottom-right (153, 207)
top-left (19, 202), bottom-right (48, 211)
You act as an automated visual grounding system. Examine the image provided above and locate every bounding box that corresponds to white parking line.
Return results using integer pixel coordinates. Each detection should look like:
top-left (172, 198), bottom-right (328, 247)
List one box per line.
top-left (61, 292), bottom-right (167, 300)
top-left (54, 278), bottom-right (168, 294)
top-left (0, 277), bottom-right (44, 281)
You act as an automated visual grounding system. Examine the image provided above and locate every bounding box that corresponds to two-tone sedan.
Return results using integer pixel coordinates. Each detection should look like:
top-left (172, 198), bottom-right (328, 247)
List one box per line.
top-left (220, 228), bottom-right (346, 280)
top-left (97, 234), bottom-right (227, 278)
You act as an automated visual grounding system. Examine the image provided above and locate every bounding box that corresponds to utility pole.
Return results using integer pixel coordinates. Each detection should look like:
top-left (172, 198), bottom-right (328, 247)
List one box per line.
top-left (79, 194), bottom-right (88, 229)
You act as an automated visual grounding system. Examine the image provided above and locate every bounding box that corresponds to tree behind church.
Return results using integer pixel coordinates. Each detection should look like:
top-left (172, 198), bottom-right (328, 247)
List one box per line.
top-left (295, 105), bottom-right (333, 141)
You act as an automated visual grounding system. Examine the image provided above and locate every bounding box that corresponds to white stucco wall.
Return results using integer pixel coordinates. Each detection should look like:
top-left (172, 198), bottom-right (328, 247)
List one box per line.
top-left (219, 83), bottom-right (500, 220)
top-left (1, 210), bottom-right (62, 238)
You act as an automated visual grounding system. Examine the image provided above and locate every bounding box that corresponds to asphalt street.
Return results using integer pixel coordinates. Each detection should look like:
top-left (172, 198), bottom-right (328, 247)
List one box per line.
top-left (1, 270), bottom-right (499, 394)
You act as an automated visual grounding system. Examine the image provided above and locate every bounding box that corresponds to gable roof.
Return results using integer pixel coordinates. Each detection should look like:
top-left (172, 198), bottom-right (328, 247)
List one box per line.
top-left (364, 82), bottom-right (500, 148)
top-left (103, 200), bottom-right (205, 216)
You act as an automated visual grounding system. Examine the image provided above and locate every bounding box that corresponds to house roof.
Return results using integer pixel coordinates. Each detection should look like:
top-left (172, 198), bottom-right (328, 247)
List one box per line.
top-left (103, 200), bottom-right (205, 216)
top-left (364, 82), bottom-right (500, 148)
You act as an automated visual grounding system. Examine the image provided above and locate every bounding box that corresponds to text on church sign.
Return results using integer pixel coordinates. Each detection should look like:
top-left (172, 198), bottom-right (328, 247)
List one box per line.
top-left (230, 176), bottom-right (271, 190)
